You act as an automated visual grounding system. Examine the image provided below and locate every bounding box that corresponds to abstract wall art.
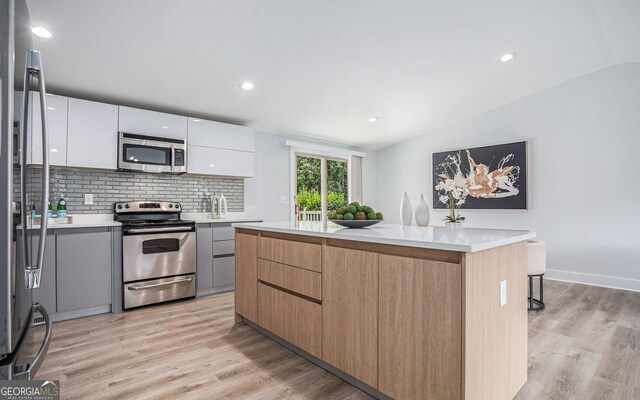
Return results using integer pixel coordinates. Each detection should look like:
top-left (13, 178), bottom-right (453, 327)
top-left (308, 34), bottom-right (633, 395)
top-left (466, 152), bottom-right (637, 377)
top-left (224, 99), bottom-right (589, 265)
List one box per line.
top-left (432, 141), bottom-right (527, 210)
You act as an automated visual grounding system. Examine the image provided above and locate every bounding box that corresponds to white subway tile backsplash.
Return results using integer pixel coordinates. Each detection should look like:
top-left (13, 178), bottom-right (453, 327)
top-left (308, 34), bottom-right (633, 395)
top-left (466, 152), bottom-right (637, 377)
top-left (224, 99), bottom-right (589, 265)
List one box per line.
top-left (23, 167), bottom-right (243, 214)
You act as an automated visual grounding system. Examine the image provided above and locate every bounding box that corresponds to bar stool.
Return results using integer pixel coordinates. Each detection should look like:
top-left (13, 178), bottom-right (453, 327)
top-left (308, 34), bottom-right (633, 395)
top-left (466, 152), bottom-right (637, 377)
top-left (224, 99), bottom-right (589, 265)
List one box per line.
top-left (527, 240), bottom-right (546, 311)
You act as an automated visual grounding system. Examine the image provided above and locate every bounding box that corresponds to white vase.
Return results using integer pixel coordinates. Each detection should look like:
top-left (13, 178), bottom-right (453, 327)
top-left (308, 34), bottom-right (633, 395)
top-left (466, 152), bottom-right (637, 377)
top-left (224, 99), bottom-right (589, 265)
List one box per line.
top-left (445, 221), bottom-right (464, 229)
top-left (415, 193), bottom-right (430, 227)
top-left (400, 192), bottom-right (412, 226)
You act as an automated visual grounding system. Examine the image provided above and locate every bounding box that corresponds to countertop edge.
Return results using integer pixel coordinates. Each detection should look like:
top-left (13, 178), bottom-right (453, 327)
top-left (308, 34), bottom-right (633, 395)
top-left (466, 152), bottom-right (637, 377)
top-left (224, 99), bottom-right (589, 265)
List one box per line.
top-left (232, 222), bottom-right (536, 253)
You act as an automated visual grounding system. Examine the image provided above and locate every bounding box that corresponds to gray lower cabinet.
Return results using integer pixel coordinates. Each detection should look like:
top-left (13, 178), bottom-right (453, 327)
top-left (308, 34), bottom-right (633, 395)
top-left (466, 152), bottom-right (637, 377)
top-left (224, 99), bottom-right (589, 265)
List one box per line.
top-left (197, 222), bottom-right (260, 296)
top-left (213, 256), bottom-right (235, 288)
top-left (56, 228), bottom-right (112, 313)
top-left (196, 224), bottom-right (214, 290)
top-left (32, 232), bottom-right (57, 314)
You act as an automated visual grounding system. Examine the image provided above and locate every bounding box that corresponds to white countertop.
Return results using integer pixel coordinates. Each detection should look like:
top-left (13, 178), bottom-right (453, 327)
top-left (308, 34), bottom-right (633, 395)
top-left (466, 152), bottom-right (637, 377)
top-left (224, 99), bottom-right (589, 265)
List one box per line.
top-left (233, 221), bottom-right (536, 253)
top-left (182, 212), bottom-right (262, 224)
top-left (22, 212), bottom-right (262, 230)
top-left (24, 214), bottom-right (122, 230)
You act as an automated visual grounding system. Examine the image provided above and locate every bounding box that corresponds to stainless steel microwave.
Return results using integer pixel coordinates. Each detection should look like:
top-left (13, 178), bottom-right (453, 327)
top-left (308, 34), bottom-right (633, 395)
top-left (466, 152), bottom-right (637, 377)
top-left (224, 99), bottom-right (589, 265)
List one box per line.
top-left (118, 132), bottom-right (187, 174)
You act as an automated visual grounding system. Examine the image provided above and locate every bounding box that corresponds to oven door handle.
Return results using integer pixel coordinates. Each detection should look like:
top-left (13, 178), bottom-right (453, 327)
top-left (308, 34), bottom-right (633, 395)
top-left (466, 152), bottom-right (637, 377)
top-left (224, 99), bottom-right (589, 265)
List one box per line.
top-left (126, 226), bottom-right (193, 234)
top-left (127, 277), bottom-right (193, 291)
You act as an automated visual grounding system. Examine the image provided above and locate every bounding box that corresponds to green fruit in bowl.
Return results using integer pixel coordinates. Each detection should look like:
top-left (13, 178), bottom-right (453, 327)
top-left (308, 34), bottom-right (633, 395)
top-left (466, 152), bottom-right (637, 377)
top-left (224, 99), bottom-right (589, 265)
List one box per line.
top-left (337, 206), bottom-right (348, 215)
top-left (363, 206), bottom-right (373, 214)
top-left (346, 205), bottom-right (357, 214)
top-left (335, 214), bottom-right (344, 220)
top-left (355, 211), bottom-right (366, 220)
top-left (343, 213), bottom-right (354, 220)
top-left (376, 212), bottom-right (383, 220)
top-left (349, 202), bottom-right (360, 208)
top-left (367, 212), bottom-right (377, 220)
top-left (327, 211), bottom-right (336, 219)
top-left (356, 206), bottom-right (364, 212)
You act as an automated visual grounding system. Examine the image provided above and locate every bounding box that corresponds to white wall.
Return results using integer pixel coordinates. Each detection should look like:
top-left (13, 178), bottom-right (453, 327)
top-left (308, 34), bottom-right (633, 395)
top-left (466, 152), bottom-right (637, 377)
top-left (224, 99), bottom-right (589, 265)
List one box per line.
top-left (244, 132), bottom-right (292, 222)
top-left (244, 131), bottom-right (375, 222)
top-left (375, 62), bottom-right (640, 291)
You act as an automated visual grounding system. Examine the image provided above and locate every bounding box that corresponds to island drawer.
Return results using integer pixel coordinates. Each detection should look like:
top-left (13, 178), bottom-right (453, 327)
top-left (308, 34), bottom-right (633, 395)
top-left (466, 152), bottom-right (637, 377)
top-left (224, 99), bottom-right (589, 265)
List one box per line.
top-left (257, 282), bottom-right (322, 358)
top-left (258, 234), bottom-right (322, 272)
top-left (258, 259), bottom-right (322, 300)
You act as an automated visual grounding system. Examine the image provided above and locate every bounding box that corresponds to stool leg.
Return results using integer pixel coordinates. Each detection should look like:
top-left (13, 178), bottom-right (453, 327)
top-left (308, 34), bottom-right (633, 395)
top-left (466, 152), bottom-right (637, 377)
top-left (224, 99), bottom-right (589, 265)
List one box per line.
top-left (539, 275), bottom-right (545, 309)
top-left (529, 275), bottom-right (534, 310)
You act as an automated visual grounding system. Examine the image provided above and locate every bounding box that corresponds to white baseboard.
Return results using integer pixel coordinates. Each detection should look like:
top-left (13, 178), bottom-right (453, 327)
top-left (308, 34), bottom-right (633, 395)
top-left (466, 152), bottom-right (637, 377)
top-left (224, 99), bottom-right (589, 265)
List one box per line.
top-left (545, 268), bottom-right (640, 293)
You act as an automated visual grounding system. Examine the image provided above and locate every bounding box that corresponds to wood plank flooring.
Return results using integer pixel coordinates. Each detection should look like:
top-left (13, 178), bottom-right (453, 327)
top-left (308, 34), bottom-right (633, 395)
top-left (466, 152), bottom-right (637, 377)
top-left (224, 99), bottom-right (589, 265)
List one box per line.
top-left (36, 280), bottom-right (640, 399)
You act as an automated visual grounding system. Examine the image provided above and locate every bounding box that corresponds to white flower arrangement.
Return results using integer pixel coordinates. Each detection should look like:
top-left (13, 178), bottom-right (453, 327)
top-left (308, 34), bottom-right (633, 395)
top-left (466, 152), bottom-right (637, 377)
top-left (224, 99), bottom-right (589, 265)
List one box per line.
top-left (435, 178), bottom-right (467, 223)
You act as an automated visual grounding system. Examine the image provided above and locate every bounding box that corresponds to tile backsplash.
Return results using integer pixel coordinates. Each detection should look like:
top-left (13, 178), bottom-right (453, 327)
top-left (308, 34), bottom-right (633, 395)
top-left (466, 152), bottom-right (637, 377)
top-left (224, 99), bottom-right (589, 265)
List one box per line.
top-left (24, 167), bottom-right (244, 214)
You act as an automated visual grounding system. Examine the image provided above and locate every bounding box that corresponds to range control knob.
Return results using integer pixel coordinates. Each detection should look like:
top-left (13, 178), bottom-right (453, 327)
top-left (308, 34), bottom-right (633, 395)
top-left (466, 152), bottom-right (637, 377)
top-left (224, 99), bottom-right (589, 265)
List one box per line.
top-left (175, 204), bottom-right (180, 209)
top-left (168, 204), bottom-right (173, 208)
top-left (117, 204), bottom-right (123, 209)
top-left (124, 204), bottom-right (130, 209)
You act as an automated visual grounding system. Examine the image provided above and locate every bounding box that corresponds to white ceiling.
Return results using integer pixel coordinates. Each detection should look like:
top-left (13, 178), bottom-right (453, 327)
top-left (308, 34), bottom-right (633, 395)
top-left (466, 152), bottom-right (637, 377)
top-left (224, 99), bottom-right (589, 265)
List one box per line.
top-left (26, 0), bottom-right (640, 150)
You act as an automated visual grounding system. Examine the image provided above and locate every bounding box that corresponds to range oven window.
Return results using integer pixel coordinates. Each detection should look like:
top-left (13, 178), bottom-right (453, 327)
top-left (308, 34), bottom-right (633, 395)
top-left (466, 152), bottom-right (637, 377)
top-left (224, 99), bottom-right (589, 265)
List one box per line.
top-left (142, 238), bottom-right (180, 254)
top-left (123, 144), bottom-right (171, 166)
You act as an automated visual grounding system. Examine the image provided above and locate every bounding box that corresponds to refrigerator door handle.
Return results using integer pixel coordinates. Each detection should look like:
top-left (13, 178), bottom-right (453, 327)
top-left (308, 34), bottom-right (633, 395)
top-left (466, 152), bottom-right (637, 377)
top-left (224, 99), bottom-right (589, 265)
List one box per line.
top-left (23, 50), bottom-right (49, 289)
top-left (13, 303), bottom-right (53, 380)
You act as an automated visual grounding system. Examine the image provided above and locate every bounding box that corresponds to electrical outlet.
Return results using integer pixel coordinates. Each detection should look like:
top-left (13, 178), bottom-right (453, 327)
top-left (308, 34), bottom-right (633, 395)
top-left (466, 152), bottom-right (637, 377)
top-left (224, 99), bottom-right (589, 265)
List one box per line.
top-left (500, 280), bottom-right (507, 306)
top-left (84, 194), bottom-right (94, 205)
top-left (279, 196), bottom-right (288, 205)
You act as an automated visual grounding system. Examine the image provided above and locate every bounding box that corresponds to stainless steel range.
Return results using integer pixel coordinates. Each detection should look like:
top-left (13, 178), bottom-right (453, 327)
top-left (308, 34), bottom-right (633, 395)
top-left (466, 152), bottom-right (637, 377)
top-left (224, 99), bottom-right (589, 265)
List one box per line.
top-left (114, 201), bottom-right (196, 309)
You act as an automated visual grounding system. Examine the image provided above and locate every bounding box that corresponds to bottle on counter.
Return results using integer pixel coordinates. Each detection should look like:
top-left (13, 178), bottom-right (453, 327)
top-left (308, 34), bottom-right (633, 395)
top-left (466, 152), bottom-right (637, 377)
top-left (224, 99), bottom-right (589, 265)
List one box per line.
top-left (211, 194), bottom-right (220, 219)
top-left (218, 193), bottom-right (228, 218)
top-left (56, 194), bottom-right (67, 218)
top-left (30, 201), bottom-right (36, 220)
top-left (47, 199), bottom-right (52, 219)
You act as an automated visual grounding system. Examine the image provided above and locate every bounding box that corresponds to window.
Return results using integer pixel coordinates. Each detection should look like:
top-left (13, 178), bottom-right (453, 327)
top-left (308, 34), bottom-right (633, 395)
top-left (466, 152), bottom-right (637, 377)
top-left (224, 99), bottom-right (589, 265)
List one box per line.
top-left (295, 154), bottom-right (349, 222)
top-left (287, 140), bottom-right (366, 222)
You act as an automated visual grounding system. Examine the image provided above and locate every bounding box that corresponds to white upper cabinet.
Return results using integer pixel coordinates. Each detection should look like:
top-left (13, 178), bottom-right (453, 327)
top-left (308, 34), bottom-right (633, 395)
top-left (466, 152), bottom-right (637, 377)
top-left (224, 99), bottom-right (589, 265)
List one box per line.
top-left (30, 93), bottom-right (69, 166)
top-left (67, 98), bottom-right (119, 169)
top-left (188, 145), bottom-right (254, 177)
top-left (187, 118), bottom-right (254, 152)
top-left (119, 106), bottom-right (188, 139)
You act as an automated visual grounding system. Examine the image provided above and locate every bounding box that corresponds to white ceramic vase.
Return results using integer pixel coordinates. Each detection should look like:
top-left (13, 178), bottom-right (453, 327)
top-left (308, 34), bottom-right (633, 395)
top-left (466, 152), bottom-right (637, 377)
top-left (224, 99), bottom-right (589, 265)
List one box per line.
top-left (415, 193), bottom-right (430, 227)
top-left (400, 192), bottom-right (412, 226)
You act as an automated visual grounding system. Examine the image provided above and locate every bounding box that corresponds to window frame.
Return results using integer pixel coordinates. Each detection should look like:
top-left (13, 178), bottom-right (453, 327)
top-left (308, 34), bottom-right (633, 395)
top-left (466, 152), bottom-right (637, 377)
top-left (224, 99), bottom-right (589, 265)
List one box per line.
top-left (289, 148), bottom-right (352, 223)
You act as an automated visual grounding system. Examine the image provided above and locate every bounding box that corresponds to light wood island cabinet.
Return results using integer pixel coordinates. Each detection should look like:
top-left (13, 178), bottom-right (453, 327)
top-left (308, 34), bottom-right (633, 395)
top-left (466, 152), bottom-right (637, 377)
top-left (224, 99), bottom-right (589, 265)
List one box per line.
top-left (234, 223), bottom-right (532, 400)
top-left (234, 230), bottom-right (258, 322)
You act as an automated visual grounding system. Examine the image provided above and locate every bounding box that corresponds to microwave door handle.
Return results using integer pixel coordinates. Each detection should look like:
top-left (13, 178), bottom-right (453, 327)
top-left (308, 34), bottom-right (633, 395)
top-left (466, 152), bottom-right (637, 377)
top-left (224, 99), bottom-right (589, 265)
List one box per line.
top-left (24, 50), bottom-right (49, 289)
top-left (171, 145), bottom-right (175, 172)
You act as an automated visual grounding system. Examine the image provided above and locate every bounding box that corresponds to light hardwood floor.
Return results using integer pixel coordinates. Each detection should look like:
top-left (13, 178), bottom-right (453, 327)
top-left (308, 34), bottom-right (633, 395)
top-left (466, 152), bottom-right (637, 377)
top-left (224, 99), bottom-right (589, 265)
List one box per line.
top-left (36, 280), bottom-right (640, 400)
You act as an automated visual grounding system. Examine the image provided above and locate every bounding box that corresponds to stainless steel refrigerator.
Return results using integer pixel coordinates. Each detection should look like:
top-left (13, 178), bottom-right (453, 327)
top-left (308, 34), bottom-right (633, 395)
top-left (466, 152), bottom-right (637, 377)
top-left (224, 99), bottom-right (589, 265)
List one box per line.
top-left (1, 0), bottom-right (52, 380)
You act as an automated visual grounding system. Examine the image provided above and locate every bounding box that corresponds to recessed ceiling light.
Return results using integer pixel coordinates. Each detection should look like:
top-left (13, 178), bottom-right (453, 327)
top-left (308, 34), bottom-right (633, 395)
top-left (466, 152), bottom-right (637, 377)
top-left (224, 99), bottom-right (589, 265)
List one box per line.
top-left (47, 107), bottom-right (56, 111)
top-left (193, 119), bottom-right (201, 123)
top-left (161, 126), bottom-right (169, 129)
top-left (50, 148), bottom-right (58, 153)
top-left (240, 81), bottom-right (254, 91)
top-left (209, 164), bottom-right (215, 167)
top-left (499, 52), bottom-right (516, 63)
top-left (368, 117), bottom-right (378, 122)
top-left (32, 26), bottom-right (52, 39)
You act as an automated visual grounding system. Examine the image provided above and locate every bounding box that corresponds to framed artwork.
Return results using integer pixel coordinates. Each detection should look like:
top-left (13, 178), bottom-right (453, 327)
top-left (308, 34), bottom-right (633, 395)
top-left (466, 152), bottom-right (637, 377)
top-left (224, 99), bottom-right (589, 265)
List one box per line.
top-left (432, 141), bottom-right (527, 210)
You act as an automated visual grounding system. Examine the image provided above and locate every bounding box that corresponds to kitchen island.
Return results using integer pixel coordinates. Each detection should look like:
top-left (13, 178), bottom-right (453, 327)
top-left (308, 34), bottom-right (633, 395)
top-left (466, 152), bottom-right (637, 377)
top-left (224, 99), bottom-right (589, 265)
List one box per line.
top-left (233, 221), bottom-right (535, 400)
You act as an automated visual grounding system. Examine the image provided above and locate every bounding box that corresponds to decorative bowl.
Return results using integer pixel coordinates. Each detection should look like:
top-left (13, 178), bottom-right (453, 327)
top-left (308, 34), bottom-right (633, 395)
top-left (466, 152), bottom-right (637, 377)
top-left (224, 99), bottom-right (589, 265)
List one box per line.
top-left (329, 219), bottom-right (383, 229)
